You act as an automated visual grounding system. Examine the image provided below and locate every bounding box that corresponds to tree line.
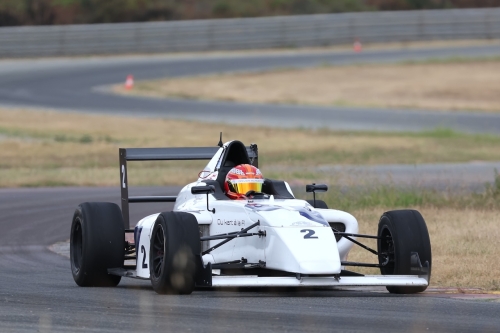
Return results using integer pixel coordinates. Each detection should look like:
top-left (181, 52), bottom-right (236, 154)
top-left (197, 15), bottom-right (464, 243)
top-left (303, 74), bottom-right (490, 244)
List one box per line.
top-left (1, 0), bottom-right (498, 26)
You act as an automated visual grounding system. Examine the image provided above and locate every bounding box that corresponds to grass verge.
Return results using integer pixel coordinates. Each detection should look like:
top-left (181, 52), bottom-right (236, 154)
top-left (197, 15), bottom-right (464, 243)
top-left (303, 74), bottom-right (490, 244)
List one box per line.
top-left (114, 57), bottom-right (500, 113)
top-left (316, 171), bottom-right (500, 211)
top-left (342, 206), bottom-right (500, 291)
top-left (2, 107), bottom-right (500, 187)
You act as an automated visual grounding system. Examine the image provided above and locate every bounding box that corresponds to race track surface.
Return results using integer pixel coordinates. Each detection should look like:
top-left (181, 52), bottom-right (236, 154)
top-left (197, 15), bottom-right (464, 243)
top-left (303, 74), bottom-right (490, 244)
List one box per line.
top-left (2, 45), bottom-right (500, 332)
top-left (2, 44), bottom-right (500, 133)
top-left (0, 187), bottom-right (499, 332)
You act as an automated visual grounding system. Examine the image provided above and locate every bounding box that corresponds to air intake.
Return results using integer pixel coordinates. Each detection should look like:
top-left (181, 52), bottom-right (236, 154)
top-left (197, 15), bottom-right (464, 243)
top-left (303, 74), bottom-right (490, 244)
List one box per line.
top-left (329, 222), bottom-right (345, 242)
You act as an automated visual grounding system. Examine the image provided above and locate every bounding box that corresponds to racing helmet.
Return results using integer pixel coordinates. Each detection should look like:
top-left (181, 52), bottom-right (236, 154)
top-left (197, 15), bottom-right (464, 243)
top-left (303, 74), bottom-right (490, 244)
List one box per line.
top-left (224, 164), bottom-right (264, 199)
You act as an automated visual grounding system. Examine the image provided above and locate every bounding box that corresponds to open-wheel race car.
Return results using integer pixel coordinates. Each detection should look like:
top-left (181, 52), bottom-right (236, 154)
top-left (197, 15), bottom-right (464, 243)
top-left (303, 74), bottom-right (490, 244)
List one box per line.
top-left (70, 138), bottom-right (431, 294)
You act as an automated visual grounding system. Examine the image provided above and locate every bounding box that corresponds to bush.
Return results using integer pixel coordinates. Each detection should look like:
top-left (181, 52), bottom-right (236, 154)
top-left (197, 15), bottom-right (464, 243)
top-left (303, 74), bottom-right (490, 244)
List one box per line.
top-left (1, 0), bottom-right (499, 26)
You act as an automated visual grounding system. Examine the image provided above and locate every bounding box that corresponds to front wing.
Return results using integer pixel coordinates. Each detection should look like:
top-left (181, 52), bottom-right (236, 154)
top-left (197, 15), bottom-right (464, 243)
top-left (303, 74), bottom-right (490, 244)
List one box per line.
top-left (209, 275), bottom-right (428, 288)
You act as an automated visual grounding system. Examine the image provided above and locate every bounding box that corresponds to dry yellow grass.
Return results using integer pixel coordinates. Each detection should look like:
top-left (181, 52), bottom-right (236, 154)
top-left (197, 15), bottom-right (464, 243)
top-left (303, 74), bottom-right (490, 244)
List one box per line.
top-left (116, 59), bottom-right (500, 113)
top-left (2, 107), bottom-right (500, 187)
top-left (347, 207), bottom-right (500, 290)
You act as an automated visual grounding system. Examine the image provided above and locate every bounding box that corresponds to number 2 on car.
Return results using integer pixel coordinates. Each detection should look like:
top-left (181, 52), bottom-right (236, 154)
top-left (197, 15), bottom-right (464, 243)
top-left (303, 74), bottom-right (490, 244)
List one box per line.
top-left (301, 229), bottom-right (318, 239)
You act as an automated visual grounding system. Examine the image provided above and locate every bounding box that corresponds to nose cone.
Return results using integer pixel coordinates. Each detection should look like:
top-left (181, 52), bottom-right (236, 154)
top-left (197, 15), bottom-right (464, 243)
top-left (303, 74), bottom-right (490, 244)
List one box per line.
top-left (264, 226), bottom-right (341, 275)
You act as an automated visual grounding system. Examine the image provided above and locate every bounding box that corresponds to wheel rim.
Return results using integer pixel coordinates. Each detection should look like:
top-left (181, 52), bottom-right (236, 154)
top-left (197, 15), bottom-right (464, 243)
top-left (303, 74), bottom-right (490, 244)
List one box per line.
top-left (71, 219), bottom-right (83, 274)
top-left (379, 226), bottom-right (395, 275)
top-left (152, 225), bottom-right (165, 280)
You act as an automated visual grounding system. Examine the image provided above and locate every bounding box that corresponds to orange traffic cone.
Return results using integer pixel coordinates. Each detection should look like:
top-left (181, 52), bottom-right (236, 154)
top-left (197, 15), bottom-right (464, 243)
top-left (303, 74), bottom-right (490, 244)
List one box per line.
top-left (125, 75), bottom-right (134, 90)
top-left (353, 39), bottom-right (362, 53)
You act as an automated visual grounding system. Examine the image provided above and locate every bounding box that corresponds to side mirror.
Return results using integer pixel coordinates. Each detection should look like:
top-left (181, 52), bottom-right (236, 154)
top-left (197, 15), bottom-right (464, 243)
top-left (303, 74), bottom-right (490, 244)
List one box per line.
top-left (191, 185), bottom-right (216, 213)
top-left (306, 184), bottom-right (328, 193)
top-left (306, 183), bottom-right (328, 209)
top-left (191, 185), bottom-right (215, 195)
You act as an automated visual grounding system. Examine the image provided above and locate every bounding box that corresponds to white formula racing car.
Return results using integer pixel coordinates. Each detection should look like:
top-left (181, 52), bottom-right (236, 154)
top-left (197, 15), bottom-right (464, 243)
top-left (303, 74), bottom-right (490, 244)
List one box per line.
top-left (70, 139), bottom-right (431, 294)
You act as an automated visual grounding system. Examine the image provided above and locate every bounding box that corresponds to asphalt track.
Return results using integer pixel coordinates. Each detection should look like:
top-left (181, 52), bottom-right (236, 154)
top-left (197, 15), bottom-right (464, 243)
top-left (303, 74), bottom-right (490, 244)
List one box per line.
top-left (2, 44), bottom-right (500, 133)
top-left (1, 45), bottom-right (500, 331)
top-left (1, 187), bottom-right (499, 333)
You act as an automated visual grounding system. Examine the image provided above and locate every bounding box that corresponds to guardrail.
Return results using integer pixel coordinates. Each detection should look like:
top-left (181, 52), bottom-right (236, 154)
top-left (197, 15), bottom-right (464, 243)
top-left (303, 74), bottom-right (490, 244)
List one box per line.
top-left (1, 8), bottom-right (499, 57)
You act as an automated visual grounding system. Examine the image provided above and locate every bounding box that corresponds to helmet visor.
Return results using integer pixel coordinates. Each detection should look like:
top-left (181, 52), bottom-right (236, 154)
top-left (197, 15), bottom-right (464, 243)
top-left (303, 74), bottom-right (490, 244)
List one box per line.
top-left (229, 179), bottom-right (263, 195)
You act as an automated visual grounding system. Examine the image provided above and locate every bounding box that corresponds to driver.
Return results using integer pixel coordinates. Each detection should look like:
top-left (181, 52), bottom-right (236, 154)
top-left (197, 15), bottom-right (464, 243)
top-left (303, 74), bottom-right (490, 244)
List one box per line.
top-left (224, 164), bottom-right (264, 199)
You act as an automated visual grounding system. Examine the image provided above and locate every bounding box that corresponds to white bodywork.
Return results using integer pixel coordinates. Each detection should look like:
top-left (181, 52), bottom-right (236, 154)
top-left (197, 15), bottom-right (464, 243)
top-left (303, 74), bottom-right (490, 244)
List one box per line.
top-left (132, 141), bottom-right (428, 288)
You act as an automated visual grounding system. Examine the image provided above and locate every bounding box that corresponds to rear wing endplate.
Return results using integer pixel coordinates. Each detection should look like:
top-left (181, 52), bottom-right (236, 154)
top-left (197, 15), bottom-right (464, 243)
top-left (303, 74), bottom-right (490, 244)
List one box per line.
top-left (119, 145), bottom-right (258, 228)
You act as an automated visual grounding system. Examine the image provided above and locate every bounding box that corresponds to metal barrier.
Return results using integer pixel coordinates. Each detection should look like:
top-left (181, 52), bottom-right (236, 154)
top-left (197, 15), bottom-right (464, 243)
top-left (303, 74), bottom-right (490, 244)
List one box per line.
top-left (1, 8), bottom-right (499, 57)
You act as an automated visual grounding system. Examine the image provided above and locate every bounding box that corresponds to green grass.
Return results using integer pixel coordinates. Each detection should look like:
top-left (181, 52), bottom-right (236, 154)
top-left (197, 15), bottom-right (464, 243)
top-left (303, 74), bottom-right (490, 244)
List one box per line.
top-left (265, 127), bottom-right (500, 166)
top-left (294, 170), bottom-right (500, 211)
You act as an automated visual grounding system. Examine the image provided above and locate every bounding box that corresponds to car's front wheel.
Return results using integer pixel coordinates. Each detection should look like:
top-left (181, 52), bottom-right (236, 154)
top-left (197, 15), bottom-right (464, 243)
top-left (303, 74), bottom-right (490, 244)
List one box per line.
top-left (377, 209), bottom-right (432, 294)
top-left (149, 212), bottom-right (201, 295)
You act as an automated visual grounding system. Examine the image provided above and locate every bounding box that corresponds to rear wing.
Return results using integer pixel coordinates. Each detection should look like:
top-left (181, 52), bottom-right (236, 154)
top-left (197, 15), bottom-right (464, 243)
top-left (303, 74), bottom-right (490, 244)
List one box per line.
top-left (119, 145), bottom-right (258, 228)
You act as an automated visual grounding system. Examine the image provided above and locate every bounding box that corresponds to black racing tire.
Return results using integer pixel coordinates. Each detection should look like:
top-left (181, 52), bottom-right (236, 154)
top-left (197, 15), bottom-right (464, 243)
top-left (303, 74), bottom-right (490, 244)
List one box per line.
top-left (306, 199), bottom-right (328, 209)
top-left (377, 210), bottom-right (432, 294)
top-left (149, 212), bottom-right (201, 295)
top-left (70, 202), bottom-right (125, 287)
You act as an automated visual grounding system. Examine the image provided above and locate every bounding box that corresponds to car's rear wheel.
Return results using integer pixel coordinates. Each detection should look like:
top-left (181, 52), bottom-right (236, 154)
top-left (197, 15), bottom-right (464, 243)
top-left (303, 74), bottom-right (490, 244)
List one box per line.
top-left (377, 209), bottom-right (432, 294)
top-left (149, 212), bottom-right (201, 295)
top-left (70, 202), bottom-right (124, 287)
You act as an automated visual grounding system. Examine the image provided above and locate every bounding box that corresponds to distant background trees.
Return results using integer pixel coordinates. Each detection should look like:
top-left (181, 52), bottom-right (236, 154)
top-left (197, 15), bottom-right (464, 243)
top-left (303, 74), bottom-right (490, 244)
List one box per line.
top-left (0, 0), bottom-right (498, 26)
